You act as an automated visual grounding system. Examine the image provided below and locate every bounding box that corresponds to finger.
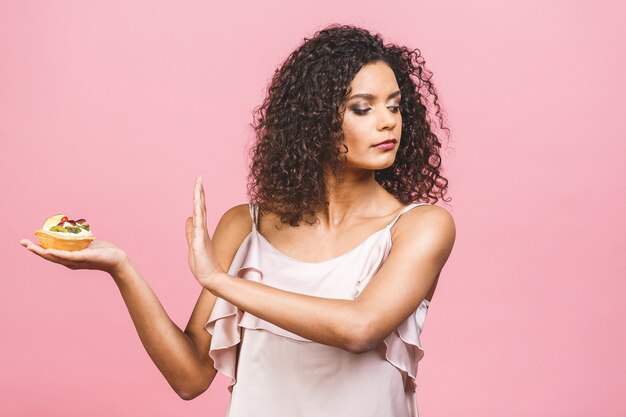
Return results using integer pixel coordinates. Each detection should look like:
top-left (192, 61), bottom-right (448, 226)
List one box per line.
top-left (185, 217), bottom-right (193, 247)
top-left (193, 179), bottom-right (206, 246)
top-left (197, 176), bottom-right (206, 228)
top-left (200, 181), bottom-right (207, 228)
top-left (193, 177), bottom-right (202, 227)
top-left (193, 207), bottom-right (206, 247)
top-left (21, 240), bottom-right (80, 267)
top-left (185, 217), bottom-right (196, 270)
top-left (21, 239), bottom-right (52, 257)
top-left (21, 238), bottom-right (91, 261)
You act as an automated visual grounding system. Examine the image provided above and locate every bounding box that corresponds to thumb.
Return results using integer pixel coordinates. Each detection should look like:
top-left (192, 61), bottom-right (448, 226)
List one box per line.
top-left (185, 217), bottom-right (193, 248)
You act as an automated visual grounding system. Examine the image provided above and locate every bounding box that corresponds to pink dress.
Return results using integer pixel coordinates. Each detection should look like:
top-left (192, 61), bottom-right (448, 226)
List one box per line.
top-left (205, 202), bottom-right (432, 417)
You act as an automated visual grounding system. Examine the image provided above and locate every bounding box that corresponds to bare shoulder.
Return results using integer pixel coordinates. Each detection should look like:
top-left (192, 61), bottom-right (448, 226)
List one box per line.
top-left (393, 204), bottom-right (456, 256)
top-left (211, 203), bottom-right (254, 265)
top-left (195, 201), bottom-right (253, 266)
top-left (214, 203), bottom-right (253, 235)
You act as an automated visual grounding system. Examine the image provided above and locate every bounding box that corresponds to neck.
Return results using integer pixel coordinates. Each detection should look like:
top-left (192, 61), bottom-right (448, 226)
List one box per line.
top-left (320, 167), bottom-right (383, 229)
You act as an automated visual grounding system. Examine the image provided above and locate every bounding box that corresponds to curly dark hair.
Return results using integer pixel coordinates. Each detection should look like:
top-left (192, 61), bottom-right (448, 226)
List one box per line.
top-left (246, 23), bottom-right (451, 227)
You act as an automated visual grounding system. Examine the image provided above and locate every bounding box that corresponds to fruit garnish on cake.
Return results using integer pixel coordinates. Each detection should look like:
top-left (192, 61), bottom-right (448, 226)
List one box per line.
top-left (35, 214), bottom-right (95, 251)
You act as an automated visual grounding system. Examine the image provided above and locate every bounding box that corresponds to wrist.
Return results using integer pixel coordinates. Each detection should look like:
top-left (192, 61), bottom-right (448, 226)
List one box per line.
top-left (205, 271), bottom-right (231, 296)
top-left (109, 256), bottom-right (134, 283)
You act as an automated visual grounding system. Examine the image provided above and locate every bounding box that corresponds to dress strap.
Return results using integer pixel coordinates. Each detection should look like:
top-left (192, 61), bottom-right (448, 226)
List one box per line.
top-left (386, 202), bottom-right (431, 231)
top-left (247, 202), bottom-right (259, 230)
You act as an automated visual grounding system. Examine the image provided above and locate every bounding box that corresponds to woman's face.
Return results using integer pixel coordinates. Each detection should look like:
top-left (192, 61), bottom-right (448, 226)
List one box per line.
top-left (340, 61), bottom-right (402, 170)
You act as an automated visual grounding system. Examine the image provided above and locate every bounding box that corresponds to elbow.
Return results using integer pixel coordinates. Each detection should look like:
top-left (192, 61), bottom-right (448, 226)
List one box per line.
top-left (176, 385), bottom-right (205, 401)
top-left (175, 376), bottom-right (213, 401)
top-left (177, 390), bottom-right (197, 401)
top-left (345, 319), bottom-right (379, 354)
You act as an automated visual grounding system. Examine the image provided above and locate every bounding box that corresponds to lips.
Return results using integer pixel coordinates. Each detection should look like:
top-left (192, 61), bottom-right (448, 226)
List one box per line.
top-left (372, 139), bottom-right (397, 147)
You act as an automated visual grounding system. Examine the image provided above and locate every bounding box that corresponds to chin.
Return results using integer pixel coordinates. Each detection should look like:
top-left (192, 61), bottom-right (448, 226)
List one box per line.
top-left (348, 161), bottom-right (396, 171)
top-left (345, 153), bottom-right (397, 170)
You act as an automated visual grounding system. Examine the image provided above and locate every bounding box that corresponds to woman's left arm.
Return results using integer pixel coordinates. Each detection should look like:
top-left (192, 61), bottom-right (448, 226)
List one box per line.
top-left (190, 177), bottom-right (456, 353)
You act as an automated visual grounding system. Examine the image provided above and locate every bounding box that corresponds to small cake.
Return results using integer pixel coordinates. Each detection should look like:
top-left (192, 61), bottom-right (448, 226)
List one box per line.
top-left (35, 214), bottom-right (95, 251)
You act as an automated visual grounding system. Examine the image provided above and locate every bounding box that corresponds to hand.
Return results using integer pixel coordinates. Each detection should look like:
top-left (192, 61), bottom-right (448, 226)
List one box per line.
top-left (185, 176), bottom-right (225, 290)
top-left (20, 238), bottom-right (129, 275)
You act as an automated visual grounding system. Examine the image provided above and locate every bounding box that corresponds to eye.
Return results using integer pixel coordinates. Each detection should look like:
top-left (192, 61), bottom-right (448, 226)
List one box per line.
top-left (388, 106), bottom-right (400, 113)
top-left (351, 107), bottom-right (371, 116)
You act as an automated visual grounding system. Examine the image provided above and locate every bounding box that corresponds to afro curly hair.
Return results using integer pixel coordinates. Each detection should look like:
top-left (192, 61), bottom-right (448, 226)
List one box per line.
top-left (247, 23), bottom-right (451, 227)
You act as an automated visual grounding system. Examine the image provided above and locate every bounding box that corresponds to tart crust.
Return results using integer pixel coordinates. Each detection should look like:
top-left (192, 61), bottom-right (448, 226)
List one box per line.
top-left (35, 229), bottom-right (94, 251)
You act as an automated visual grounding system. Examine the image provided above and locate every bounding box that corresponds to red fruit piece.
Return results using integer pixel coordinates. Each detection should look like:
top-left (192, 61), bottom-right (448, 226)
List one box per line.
top-left (60, 216), bottom-right (69, 223)
top-left (76, 219), bottom-right (86, 225)
top-left (68, 220), bottom-right (76, 226)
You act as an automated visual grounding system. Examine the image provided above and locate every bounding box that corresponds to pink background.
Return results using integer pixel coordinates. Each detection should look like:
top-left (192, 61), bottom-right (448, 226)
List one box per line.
top-left (2, 1), bottom-right (625, 416)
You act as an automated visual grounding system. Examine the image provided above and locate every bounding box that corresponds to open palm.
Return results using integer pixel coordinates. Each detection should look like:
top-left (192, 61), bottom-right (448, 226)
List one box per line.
top-left (20, 238), bottom-right (128, 275)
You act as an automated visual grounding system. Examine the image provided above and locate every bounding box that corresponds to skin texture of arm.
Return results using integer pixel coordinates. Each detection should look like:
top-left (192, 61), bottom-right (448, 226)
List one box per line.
top-left (179, 203), bottom-right (254, 399)
top-left (108, 202), bottom-right (252, 400)
top-left (110, 261), bottom-right (216, 400)
top-left (18, 203), bottom-right (256, 400)
top-left (206, 204), bottom-right (456, 354)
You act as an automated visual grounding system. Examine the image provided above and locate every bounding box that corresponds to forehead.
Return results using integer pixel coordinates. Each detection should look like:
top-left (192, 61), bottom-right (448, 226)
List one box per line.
top-left (349, 61), bottom-right (399, 92)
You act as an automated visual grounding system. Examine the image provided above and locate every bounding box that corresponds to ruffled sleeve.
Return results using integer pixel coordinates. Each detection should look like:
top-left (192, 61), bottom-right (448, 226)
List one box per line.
top-left (204, 231), bottom-right (264, 392)
top-left (381, 298), bottom-right (430, 391)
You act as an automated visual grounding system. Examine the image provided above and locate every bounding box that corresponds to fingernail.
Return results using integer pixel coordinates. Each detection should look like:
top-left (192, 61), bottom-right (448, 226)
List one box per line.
top-left (199, 175), bottom-right (203, 184)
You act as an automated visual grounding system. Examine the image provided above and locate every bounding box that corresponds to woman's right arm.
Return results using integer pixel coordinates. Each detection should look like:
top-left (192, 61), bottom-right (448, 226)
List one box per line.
top-left (110, 258), bottom-right (217, 400)
top-left (20, 203), bottom-right (252, 401)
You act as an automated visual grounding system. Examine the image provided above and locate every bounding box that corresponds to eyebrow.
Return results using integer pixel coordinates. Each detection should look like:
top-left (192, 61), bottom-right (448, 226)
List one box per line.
top-left (347, 90), bottom-right (401, 101)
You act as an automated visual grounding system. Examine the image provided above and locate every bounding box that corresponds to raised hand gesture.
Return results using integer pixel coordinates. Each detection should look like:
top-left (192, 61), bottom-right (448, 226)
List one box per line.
top-left (185, 176), bottom-right (225, 290)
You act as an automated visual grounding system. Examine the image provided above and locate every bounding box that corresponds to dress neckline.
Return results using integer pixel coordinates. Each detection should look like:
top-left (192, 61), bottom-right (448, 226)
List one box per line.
top-left (254, 226), bottom-right (389, 265)
top-left (251, 203), bottom-right (428, 266)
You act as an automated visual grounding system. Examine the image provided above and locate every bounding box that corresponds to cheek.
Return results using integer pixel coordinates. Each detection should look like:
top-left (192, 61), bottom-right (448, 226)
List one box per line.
top-left (342, 115), bottom-right (371, 144)
top-left (341, 118), bottom-right (356, 148)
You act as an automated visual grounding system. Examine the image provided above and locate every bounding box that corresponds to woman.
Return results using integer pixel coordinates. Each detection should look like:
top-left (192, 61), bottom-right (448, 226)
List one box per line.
top-left (21, 24), bottom-right (455, 417)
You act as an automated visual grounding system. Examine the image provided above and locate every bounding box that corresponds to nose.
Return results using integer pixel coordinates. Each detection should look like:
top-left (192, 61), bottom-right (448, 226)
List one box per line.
top-left (377, 107), bottom-right (397, 131)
